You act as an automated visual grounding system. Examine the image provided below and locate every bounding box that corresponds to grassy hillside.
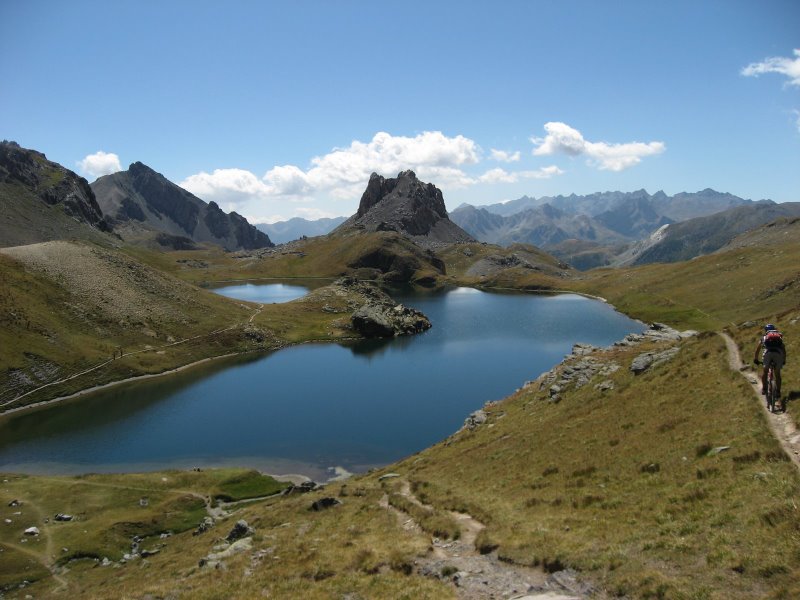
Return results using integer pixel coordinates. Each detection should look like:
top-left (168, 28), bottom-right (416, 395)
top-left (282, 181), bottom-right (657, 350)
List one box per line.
top-left (126, 234), bottom-right (573, 291)
top-left (127, 231), bottom-right (449, 287)
top-left (575, 240), bottom-right (800, 331)
top-left (397, 333), bottom-right (800, 598)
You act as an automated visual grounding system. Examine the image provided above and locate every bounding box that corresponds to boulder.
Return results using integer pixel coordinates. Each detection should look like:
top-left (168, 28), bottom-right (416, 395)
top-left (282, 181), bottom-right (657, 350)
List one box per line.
top-left (225, 520), bottom-right (254, 543)
top-left (309, 497), bottom-right (341, 511)
top-left (630, 347), bottom-right (680, 374)
top-left (284, 481), bottom-right (318, 495)
top-left (464, 409), bottom-right (488, 430)
top-left (24, 527), bottom-right (39, 536)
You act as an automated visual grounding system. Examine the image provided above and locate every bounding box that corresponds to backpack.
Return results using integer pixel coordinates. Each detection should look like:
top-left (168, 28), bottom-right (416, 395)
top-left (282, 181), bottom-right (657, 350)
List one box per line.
top-left (764, 331), bottom-right (784, 351)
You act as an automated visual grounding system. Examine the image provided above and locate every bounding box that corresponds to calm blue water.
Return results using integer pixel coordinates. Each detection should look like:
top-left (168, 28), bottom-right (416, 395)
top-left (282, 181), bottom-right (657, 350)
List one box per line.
top-left (210, 281), bottom-right (310, 303)
top-left (0, 286), bottom-right (642, 481)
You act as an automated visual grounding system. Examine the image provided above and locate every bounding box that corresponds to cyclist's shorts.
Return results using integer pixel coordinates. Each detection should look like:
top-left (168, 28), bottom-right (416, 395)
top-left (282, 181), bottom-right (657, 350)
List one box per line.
top-left (763, 350), bottom-right (785, 370)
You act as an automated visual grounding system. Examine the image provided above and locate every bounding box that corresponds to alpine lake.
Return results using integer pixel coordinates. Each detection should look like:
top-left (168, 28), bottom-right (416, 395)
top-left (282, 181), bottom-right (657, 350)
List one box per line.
top-left (0, 282), bottom-right (643, 481)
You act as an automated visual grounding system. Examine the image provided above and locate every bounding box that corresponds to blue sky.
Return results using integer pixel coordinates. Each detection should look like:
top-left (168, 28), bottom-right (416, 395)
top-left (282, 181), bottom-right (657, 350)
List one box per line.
top-left (1, 0), bottom-right (798, 223)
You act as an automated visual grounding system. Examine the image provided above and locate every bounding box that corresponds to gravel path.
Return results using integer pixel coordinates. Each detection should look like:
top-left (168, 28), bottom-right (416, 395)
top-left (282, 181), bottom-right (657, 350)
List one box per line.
top-left (380, 478), bottom-right (592, 600)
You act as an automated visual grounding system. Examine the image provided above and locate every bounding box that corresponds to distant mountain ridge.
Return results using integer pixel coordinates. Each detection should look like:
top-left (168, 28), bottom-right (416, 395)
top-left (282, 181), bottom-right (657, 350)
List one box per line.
top-left (468, 188), bottom-right (752, 221)
top-left (450, 188), bottom-right (759, 268)
top-left (257, 216), bottom-right (346, 244)
top-left (92, 162), bottom-right (273, 251)
top-left (335, 170), bottom-right (474, 245)
top-left (622, 201), bottom-right (800, 266)
top-left (0, 140), bottom-right (112, 247)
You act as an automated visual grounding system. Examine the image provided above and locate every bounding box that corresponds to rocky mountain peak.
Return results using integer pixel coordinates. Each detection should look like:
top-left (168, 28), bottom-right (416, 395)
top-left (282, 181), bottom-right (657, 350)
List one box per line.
top-left (341, 171), bottom-right (473, 245)
top-left (91, 162), bottom-right (272, 251)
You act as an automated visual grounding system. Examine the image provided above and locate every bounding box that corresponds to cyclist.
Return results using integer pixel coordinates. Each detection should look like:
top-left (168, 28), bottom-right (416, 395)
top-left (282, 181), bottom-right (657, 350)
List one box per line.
top-left (753, 324), bottom-right (787, 399)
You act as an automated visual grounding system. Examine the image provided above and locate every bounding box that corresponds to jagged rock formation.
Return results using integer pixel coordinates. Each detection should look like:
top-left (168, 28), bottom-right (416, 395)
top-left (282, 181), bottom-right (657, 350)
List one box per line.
top-left (335, 171), bottom-right (474, 246)
top-left (0, 141), bottom-right (112, 247)
top-left (92, 162), bottom-right (273, 251)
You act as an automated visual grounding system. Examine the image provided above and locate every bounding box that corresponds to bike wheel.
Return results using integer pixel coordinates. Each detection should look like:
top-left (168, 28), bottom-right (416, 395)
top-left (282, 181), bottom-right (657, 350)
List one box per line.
top-left (768, 374), bottom-right (777, 413)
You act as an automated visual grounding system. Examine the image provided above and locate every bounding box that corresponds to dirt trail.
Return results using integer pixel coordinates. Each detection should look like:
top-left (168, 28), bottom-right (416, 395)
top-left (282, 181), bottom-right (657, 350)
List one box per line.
top-left (1, 301), bottom-right (264, 413)
top-left (719, 332), bottom-right (800, 471)
top-left (8, 494), bottom-right (70, 593)
top-left (381, 479), bottom-right (590, 600)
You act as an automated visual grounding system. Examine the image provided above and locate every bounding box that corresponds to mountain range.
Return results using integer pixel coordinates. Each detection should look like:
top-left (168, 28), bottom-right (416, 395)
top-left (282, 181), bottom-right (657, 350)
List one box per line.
top-left (257, 216), bottom-right (346, 244)
top-left (448, 189), bottom-right (800, 268)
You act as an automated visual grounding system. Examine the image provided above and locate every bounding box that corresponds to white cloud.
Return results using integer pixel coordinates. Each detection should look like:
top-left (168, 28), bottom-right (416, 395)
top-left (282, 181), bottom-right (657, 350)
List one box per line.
top-left (77, 151), bottom-right (122, 178)
top-left (490, 149), bottom-right (521, 163)
top-left (531, 122), bottom-right (665, 171)
top-left (741, 49), bottom-right (800, 87)
top-left (181, 168), bottom-right (270, 207)
top-left (181, 131), bottom-right (482, 208)
top-left (479, 165), bottom-right (563, 184)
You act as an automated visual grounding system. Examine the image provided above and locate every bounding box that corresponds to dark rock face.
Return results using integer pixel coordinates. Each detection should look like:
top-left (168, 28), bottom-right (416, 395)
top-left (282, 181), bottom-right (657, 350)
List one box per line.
top-left (0, 140), bottom-right (112, 237)
top-left (92, 162), bottom-right (273, 251)
top-left (155, 233), bottom-right (198, 250)
top-left (309, 497), bottom-right (341, 511)
top-left (337, 170), bottom-right (473, 244)
top-left (127, 162), bottom-right (201, 235)
top-left (346, 245), bottom-right (446, 283)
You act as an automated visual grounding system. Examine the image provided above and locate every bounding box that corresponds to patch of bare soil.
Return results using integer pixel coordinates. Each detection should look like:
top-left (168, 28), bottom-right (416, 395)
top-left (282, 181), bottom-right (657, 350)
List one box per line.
top-left (1, 240), bottom-right (202, 325)
top-left (381, 479), bottom-right (592, 600)
top-left (719, 332), bottom-right (800, 471)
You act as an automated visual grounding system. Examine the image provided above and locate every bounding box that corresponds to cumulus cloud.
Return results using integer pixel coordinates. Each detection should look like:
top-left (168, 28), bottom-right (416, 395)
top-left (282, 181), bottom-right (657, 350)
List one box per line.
top-left (531, 122), bottom-right (665, 171)
top-left (181, 168), bottom-right (271, 207)
top-left (741, 49), bottom-right (800, 87)
top-left (479, 166), bottom-right (563, 184)
top-left (490, 149), bottom-right (521, 163)
top-left (181, 131), bottom-right (482, 208)
top-left (77, 151), bottom-right (122, 178)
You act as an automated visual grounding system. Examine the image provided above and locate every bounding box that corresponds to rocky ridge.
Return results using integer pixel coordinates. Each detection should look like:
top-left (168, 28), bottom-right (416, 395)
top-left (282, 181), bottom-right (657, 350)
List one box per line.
top-left (0, 141), bottom-right (112, 247)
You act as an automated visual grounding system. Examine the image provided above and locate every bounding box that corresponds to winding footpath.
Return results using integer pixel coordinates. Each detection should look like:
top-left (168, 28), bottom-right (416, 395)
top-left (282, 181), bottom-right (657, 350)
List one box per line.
top-left (380, 480), bottom-right (590, 600)
top-left (0, 303), bottom-right (265, 414)
top-left (719, 332), bottom-right (800, 471)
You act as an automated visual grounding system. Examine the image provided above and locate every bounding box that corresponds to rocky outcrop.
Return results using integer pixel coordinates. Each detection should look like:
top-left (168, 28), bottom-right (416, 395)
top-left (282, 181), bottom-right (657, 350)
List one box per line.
top-left (335, 171), bottom-right (474, 246)
top-left (0, 141), bottom-right (112, 246)
top-left (630, 347), bottom-right (680, 374)
top-left (338, 277), bottom-right (431, 337)
top-left (520, 324), bottom-right (698, 405)
top-left (91, 162), bottom-right (273, 251)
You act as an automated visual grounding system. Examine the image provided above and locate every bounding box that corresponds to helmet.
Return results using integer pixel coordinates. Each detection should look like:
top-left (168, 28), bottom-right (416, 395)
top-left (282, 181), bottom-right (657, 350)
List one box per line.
top-left (765, 323), bottom-right (776, 331)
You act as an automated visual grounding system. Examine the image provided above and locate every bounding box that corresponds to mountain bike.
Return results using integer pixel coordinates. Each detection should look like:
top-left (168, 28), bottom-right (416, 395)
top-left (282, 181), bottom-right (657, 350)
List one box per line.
top-left (755, 359), bottom-right (783, 413)
top-left (765, 364), bottom-right (779, 412)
